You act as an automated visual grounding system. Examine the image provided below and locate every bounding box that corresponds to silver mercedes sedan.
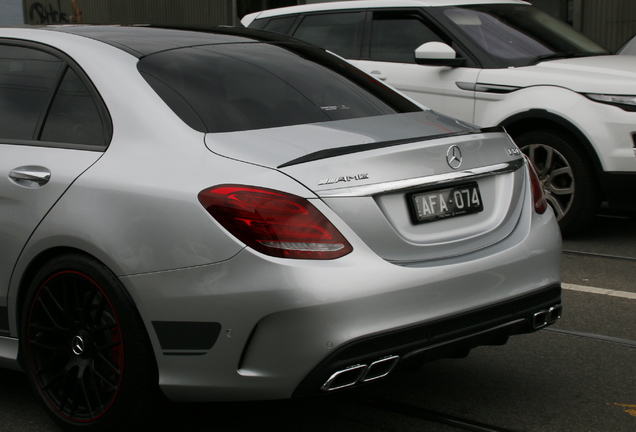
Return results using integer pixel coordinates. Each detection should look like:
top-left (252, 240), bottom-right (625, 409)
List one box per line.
top-left (0, 25), bottom-right (561, 431)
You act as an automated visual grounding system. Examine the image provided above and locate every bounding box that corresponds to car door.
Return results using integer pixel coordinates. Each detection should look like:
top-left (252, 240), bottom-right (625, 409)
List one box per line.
top-left (0, 42), bottom-right (108, 334)
top-left (354, 10), bottom-right (481, 124)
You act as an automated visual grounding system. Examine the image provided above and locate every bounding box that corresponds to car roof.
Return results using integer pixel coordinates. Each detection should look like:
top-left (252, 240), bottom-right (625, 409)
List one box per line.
top-left (241, 0), bottom-right (529, 25)
top-left (15, 25), bottom-right (308, 58)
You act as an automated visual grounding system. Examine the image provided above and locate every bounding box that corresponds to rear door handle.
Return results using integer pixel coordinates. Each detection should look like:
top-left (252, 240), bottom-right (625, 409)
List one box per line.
top-left (9, 166), bottom-right (51, 187)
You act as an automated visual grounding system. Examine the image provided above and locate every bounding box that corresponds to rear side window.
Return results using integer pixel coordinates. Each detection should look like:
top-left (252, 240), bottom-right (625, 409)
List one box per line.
top-left (262, 16), bottom-right (297, 34)
top-left (293, 12), bottom-right (364, 58)
top-left (41, 68), bottom-right (106, 146)
top-left (0, 46), bottom-right (63, 140)
top-left (0, 44), bottom-right (109, 147)
top-left (370, 14), bottom-right (444, 63)
top-left (139, 42), bottom-right (412, 133)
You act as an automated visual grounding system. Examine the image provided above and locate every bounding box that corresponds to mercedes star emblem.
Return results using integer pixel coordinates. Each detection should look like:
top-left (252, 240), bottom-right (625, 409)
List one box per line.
top-left (447, 145), bottom-right (463, 169)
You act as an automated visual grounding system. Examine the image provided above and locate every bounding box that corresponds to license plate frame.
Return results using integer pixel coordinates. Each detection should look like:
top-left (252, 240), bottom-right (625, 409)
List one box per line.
top-left (408, 182), bottom-right (484, 224)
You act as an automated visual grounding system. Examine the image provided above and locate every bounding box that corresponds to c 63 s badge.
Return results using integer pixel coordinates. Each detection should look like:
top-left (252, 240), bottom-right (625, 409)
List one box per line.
top-left (319, 173), bottom-right (369, 186)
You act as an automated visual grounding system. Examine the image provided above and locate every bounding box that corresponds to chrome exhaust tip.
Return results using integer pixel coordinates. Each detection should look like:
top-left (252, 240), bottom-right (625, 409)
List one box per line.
top-left (321, 364), bottom-right (367, 391)
top-left (532, 304), bottom-right (562, 329)
top-left (361, 355), bottom-right (400, 382)
top-left (320, 354), bottom-right (401, 391)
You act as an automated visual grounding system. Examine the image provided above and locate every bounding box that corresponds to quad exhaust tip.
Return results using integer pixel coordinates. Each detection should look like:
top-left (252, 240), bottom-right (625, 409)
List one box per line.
top-left (532, 304), bottom-right (562, 330)
top-left (321, 304), bottom-right (563, 392)
top-left (321, 355), bottom-right (400, 392)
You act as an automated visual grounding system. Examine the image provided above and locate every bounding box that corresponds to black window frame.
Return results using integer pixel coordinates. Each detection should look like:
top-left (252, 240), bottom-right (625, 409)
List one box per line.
top-left (0, 39), bottom-right (112, 151)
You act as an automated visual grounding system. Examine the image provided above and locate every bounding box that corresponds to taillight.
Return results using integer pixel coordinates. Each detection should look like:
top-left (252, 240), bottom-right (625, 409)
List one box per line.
top-left (524, 155), bottom-right (548, 214)
top-left (198, 185), bottom-right (353, 260)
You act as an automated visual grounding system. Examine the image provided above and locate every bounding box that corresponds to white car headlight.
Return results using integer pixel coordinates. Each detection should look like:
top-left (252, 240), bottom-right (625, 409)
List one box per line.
top-left (585, 93), bottom-right (636, 111)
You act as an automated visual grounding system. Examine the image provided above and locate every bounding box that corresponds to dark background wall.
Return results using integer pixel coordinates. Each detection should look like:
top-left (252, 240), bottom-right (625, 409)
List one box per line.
top-left (20, 0), bottom-right (636, 52)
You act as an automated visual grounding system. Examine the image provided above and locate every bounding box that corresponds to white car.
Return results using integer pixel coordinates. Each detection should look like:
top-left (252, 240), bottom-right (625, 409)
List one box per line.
top-left (243, 0), bottom-right (636, 235)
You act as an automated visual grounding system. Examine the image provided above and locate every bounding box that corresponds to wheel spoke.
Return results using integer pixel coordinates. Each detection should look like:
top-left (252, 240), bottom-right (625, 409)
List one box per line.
top-left (539, 146), bottom-right (554, 178)
top-left (550, 166), bottom-right (574, 180)
top-left (40, 362), bottom-right (70, 391)
top-left (33, 347), bottom-right (68, 376)
top-left (545, 194), bottom-right (566, 218)
top-left (547, 182), bottom-right (574, 195)
top-left (79, 286), bottom-right (99, 328)
top-left (86, 367), bottom-right (105, 415)
top-left (92, 366), bottom-right (120, 391)
top-left (96, 349), bottom-right (123, 375)
top-left (59, 366), bottom-right (79, 415)
top-left (35, 295), bottom-right (69, 333)
top-left (43, 284), bottom-right (75, 327)
top-left (30, 322), bottom-right (66, 335)
top-left (77, 368), bottom-right (96, 419)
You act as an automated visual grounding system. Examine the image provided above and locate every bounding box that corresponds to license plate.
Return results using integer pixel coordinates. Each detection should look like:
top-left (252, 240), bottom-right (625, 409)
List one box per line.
top-left (409, 182), bottom-right (483, 224)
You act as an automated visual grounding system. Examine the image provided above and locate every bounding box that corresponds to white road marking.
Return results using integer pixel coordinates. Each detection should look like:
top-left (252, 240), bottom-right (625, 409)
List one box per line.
top-left (562, 283), bottom-right (636, 300)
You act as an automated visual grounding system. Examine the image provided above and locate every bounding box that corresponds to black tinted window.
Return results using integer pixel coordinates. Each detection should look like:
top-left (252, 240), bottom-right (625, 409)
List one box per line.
top-left (262, 16), bottom-right (297, 34)
top-left (41, 68), bottom-right (106, 146)
top-left (370, 15), bottom-right (444, 63)
top-left (139, 42), bottom-right (404, 133)
top-left (0, 46), bottom-right (63, 140)
top-left (293, 12), bottom-right (364, 58)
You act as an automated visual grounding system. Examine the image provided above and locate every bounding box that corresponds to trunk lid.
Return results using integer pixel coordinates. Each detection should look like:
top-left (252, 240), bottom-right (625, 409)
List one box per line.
top-left (205, 111), bottom-right (527, 262)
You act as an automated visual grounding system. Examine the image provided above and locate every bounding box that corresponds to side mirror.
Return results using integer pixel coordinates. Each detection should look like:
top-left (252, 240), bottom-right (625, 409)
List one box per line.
top-left (414, 42), bottom-right (466, 67)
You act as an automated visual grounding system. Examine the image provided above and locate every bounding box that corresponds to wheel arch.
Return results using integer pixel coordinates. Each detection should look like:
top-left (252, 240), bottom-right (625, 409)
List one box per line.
top-left (500, 109), bottom-right (604, 174)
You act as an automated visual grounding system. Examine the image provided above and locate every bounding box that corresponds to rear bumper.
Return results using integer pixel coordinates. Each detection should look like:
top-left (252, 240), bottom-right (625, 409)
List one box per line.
top-left (294, 285), bottom-right (561, 395)
top-left (119, 200), bottom-right (561, 402)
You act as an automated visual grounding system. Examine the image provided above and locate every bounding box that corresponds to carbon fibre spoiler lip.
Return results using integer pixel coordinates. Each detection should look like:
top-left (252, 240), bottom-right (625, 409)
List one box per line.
top-left (278, 126), bottom-right (507, 168)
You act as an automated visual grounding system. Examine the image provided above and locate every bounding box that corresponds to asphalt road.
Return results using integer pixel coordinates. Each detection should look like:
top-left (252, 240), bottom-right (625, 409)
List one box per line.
top-left (1, 211), bottom-right (635, 432)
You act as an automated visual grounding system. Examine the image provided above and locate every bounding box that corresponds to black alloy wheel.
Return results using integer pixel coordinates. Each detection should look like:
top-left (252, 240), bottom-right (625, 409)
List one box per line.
top-left (22, 254), bottom-right (160, 431)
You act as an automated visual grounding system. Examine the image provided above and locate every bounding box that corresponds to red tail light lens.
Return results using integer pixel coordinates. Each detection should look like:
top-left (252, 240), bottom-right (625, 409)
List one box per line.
top-left (524, 155), bottom-right (548, 214)
top-left (198, 185), bottom-right (353, 259)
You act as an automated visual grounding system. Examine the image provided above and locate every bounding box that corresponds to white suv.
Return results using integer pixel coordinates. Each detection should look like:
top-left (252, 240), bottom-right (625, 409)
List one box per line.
top-left (243, 0), bottom-right (636, 235)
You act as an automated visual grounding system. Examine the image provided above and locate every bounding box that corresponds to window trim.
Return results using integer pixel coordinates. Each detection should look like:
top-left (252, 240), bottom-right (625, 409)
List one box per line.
top-left (0, 38), bottom-right (113, 150)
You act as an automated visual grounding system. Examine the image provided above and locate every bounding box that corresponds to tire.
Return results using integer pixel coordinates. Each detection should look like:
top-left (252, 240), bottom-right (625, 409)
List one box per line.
top-left (515, 130), bottom-right (600, 236)
top-left (21, 253), bottom-right (161, 432)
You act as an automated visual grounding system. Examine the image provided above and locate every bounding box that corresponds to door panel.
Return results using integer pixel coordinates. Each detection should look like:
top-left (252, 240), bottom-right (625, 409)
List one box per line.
top-left (0, 145), bottom-right (102, 327)
top-left (356, 60), bottom-right (479, 123)
top-left (0, 43), bottom-right (108, 333)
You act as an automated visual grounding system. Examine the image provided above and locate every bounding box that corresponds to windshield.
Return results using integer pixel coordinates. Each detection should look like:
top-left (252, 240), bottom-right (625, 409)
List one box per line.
top-left (440, 4), bottom-right (608, 67)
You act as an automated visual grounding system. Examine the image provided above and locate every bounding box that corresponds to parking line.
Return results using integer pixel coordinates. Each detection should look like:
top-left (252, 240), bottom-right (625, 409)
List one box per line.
top-left (562, 283), bottom-right (636, 300)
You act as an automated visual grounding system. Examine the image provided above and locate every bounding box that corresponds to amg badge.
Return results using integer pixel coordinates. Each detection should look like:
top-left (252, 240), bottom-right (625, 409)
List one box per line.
top-left (319, 173), bottom-right (369, 186)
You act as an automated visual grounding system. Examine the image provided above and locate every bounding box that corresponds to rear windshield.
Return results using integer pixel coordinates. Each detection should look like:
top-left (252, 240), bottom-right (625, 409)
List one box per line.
top-left (138, 42), bottom-right (418, 133)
